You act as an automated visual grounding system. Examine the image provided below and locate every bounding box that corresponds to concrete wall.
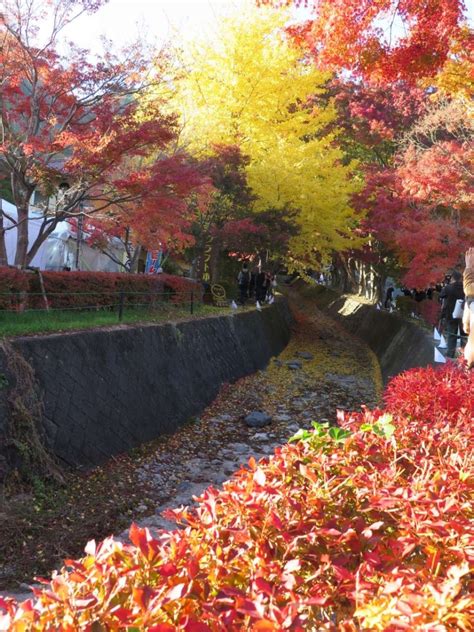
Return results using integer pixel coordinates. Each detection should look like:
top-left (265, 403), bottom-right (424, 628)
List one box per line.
top-left (303, 286), bottom-right (435, 383)
top-left (0, 301), bottom-right (292, 469)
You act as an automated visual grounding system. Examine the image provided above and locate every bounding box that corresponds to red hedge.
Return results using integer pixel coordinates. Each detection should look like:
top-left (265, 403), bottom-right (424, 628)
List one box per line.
top-left (417, 299), bottom-right (441, 328)
top-left (0, 268), bottom-right (30, 310)
top-left (0, 269), bottom-right (201, 311)
top-left (1, 363), bottom-right (472, 630)
top-left (384, 361), bottom-right (474, 424)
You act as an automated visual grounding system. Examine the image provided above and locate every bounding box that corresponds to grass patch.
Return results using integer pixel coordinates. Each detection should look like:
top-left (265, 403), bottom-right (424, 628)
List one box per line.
top-left (0, 303), bottom-right (228, 337)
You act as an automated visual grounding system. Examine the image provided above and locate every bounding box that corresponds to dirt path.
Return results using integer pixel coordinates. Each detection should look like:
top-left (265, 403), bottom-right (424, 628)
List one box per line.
top-left (0, 289), bottom-right (381, 599)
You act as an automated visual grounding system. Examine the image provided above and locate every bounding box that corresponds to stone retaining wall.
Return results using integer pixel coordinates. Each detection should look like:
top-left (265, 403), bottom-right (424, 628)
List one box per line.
top-left (0, 301), bottom-right (292, 469)
top-left (301, 286), bottom-right (435, 383)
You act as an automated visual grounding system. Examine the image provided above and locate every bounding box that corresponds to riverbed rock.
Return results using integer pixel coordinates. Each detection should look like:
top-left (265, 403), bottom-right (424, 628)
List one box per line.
top-left (287, 360), bottom-right (302, 370)
top-left (245, 411), bottom-right (272, 428)
top-left (227, 442), bottom-right (251, 454)
top-left (217, 414), bottom-right (233, 422)
top-left (296, 351), bottom-right (314, 360)
top-left (253, 432), bottom-right (270, 441)
top-left (274, 413), bottom-right (292, 422)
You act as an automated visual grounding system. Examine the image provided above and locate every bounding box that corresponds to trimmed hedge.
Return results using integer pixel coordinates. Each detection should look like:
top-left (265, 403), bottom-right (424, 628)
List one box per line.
top-left (1, 363), bottom-right (472, 630)
top-left (0, 269), bottom-right (202, 311)
top-left (395, 295), bottom-right (418, 317)
top-left (417, 299), bottom-right (441, 328)
top-left (0, 268), bottom-right (29, 310)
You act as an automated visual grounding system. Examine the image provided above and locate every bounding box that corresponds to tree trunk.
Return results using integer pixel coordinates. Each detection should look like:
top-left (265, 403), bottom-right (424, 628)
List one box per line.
top-left (25, 221), bottom-right (58, 267)
top-left (338, 255), bottom-right (357, 293)
top-left (0, 230), bottom-right (7, 267)
top-left (376, 271), bottom-right (385, 303)
top-left (210, 240), bottom-right (221, 284)
top-left (130, 245), bottom-right (142, 273)
top-left (14, 205), bottom-right (30, 267)
top-left (12, 174), bottom-right (35, 268)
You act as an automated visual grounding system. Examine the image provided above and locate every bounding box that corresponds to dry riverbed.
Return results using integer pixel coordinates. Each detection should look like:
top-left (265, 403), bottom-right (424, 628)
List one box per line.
top-left (0, 290), bottom-right (381, 598)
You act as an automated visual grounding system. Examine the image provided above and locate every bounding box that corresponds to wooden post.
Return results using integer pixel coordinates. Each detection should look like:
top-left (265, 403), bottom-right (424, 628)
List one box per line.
top-left (37, 269), bottom-right (49, 311)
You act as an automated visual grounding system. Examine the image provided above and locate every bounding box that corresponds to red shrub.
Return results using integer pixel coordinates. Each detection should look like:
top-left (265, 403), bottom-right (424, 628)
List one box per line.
top-left (160, 273), bottom-right (202, 305)
top-left (28, 272), bottom-right (120, 309)
top-left (0, 267), bottom-right (30, 310)
top-left (384, 362), bottom-right (474, 424)
top-left (1, 365), bottom-right (472, 630)
top-left (0, 269), bottom-right (201, 311)
top-left (417, 299), bottom-right (441, 327)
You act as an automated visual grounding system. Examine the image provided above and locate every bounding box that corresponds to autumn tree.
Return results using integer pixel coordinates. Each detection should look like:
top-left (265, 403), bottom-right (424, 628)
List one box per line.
top-left (262, 0), bottom-right (469, 84)
top-left (80, 154), bottom-right (212, 272)
top-left (385, 97), bottom-right (472, 287)
top-left (183, 145), bottom-right (253, 281)
top-left (0, 0), bottom-right (203, 268)
top-left (257, 1), bottom-right (472, 291)
top-left (216, 208), bottom-right (297, 270)
top-left (286, 11), bottom-right (471, 289)
top-left (171, 6), bottom-right (364, 271)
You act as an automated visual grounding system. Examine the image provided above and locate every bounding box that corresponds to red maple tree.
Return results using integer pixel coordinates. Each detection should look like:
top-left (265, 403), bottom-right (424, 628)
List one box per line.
top-left (0, 0), bottom-right (203, 268)
top-left (83, 155), bottom-right (213, 271)
top-left (186, 145), bottom-right (295, 280)
top-left (261, 0), bottom-right (469, 83)
top-left (327, 81), bottom-right (473, 289)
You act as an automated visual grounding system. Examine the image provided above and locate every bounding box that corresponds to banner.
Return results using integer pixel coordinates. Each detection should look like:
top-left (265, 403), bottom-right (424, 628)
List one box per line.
top-left (145, 249), bottom-right (163, 274)
top-left (202, 238), bottom-right (212, 283)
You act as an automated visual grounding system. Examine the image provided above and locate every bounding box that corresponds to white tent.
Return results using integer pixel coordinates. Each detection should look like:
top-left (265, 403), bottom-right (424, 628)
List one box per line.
top-left (1, 198), bottom-right (125, 272)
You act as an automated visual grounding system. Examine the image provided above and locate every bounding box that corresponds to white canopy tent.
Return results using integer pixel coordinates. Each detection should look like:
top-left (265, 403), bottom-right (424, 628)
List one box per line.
top-left (1, 198), bottom-right (125, 272)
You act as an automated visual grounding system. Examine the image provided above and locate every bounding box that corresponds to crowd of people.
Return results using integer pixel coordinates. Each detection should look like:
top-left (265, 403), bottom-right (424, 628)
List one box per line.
top-left (233, 249), bottom-right (474, 369)
top-left (384, 249), bottom-right (474, 367)
top-left (384, 282), bottom-right (448, 309)
top-left (237, 263), bottom-right (276, 305)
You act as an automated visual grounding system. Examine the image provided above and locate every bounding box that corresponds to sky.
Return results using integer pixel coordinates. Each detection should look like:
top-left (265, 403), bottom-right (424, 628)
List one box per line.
top-left (60, 0), bottom-right (250, 52)
top-left (58, 0), bottom-right (474, 56)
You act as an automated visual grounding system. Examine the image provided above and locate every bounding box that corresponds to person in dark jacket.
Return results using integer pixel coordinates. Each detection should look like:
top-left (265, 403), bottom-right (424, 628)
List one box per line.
top-left (463, 247), bottom-right (474, 368)
top-left (384, 286), bottom-right (394, 309)
top-left (414, 289), bottom-right (426, 302)
top-left (439, 270), bottom-right (465, 358)
top-left (255, 269), bottom-right (267, 303)
top-left (237, 263), bottom-right (251, 305)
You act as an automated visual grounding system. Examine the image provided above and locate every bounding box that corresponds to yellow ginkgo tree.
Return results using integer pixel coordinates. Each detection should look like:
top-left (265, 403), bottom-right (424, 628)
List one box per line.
top-left (171, 5), bottom-right (364, 268)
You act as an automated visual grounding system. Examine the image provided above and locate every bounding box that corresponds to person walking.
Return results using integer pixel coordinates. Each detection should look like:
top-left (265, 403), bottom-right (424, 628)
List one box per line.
top-left (439, 270), bottom-right (465, 359)
top-left (237, 263), bottom-right (251, 305)
top-left (463, 247), bottom-right (474, 368)
top-left (264, 272), bottom-right (273, 301)
top-left (384, 286), bottom-right (394, 309)
top-left (255, 269), bottom-right (267, 303)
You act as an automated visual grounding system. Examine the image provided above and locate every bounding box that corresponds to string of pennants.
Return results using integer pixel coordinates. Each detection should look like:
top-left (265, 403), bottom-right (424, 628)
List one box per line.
top-left (377, 302), bottom-right (454, 363)
top-left (230, 297), bottom-right (274, 311)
